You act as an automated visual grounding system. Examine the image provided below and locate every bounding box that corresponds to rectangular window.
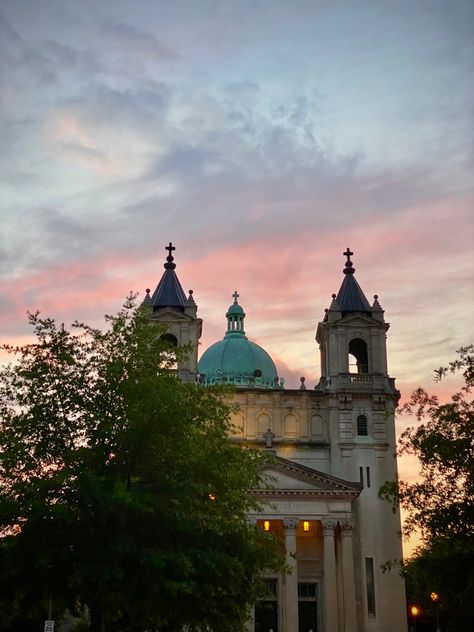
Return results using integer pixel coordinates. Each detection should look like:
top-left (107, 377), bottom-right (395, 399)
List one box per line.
top-left (359, 466), bottom-right (364, 486)
top-left (365, 557), bottom-right (376, 615)
top-left (263, 578), bottom-right (278, 598)
top-left (366, 466), bottom-right (371, 488)
top-left (298, 582), bottom-right (316, 599)
top-left (255, 578), bottom-right (278, 632)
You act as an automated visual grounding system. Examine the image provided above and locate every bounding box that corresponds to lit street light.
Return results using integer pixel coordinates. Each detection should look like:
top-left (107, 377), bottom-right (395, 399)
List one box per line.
top-left (410, 605), bottom-right (420, 632)
top-left (431, 592), bottom-right (441, 632)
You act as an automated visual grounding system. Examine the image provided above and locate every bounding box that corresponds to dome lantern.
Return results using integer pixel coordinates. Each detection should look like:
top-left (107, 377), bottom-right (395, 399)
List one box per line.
top-left (225, 290), bottom-right (246, 336)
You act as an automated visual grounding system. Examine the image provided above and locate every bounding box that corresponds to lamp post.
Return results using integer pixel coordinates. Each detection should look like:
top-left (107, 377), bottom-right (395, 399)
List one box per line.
top-left (430, 592), bottom-right (441, 632)
top-left (410, 605), bottom-right (420, 632)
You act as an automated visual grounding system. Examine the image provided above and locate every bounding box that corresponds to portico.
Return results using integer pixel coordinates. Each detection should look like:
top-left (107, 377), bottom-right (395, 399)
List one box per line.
top-left (247, 457), bottom-right (361, 632)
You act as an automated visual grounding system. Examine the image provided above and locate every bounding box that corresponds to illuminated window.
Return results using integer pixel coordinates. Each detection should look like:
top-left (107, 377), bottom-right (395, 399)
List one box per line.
top-left (264, 520), bottom-right (270, 531)
top-left (303, 521), bottom-right (310, 532)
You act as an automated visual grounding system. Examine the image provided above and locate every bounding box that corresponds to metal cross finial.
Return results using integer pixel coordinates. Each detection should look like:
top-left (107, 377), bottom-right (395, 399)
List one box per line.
top-left (232, 290), bottom-right (239, 304)
top-left (343, 247), bottom-right (355, 275)
top-left (166, 242), bottom-right (176, 257)
top-left (343, 247), bottom-right (353, 263)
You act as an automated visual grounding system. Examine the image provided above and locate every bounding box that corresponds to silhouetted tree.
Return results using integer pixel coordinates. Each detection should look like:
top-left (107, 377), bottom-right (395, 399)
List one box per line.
top-left (380, 345), bottom-right (474, 631)
top-left (0, 296), bottom-right (282, 631)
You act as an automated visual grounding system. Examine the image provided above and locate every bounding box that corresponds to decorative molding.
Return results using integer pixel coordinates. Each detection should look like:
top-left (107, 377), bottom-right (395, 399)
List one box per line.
top-left (339, 394), bottom-right (352, 410)
top-left (340, 520), bottom-right (354, 534)
top-left (267, 456), bottom-right (361, 492)
top-left (283, 517), bottom-right (299, 531)
top-left (251, 488), bottom-right (360, 500)
top-left (322, 519), bottom-right (338, 534)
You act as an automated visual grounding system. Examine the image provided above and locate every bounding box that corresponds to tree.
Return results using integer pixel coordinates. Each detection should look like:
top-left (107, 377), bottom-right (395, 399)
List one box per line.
top-left (0, 296), bottom-right (283, 631)
top-left (380, 345), bottom-right (474, 630)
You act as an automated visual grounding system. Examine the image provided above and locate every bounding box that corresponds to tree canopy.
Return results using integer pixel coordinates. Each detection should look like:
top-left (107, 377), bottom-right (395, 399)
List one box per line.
top-left (0, 296), bottom-right (283, 631)
top-left (380, 345), bottom-right (474, 630)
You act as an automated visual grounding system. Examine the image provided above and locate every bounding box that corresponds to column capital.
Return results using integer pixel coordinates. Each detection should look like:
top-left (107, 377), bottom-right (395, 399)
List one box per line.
top-left (322, 518), bottom-right (337, 535)
top-left (283, 517), bottom-right (299, 531)
top-left (340, 519), bottom-right (354, 534)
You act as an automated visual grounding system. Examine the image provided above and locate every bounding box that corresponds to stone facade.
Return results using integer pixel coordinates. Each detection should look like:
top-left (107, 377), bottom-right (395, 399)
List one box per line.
top-left (146, 246), bottom-right (407, 632)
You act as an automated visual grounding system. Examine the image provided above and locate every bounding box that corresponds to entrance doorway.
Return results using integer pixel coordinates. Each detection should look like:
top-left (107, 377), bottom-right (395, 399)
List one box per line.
top-left (298, 582), bottom-right (318, 632)
top-left (255, 578), bottom-right (278, 632)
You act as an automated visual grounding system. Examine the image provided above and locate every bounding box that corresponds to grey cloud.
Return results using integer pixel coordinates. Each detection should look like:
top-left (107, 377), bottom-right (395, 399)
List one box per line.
top-left (40, 39), bottom-right (101, 77)
top-left (0, 16), bottom-right (57, 88)
top-left (148, 146), bottom-right (222, 180)
top-left (100, 21), bottom-right (178, 61)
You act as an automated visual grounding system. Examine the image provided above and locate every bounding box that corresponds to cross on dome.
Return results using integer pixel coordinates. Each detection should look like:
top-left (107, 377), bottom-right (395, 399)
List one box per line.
top-left (166, 242), bottom-right (175, 258)
top-left (232, 290), bottom-right (239, 304)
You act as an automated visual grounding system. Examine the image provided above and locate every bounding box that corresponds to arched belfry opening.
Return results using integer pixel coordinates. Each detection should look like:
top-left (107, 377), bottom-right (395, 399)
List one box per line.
top-left (160, 332), bottom-right (178, 346)
top-left (348, 338), bottom-right (368, 374)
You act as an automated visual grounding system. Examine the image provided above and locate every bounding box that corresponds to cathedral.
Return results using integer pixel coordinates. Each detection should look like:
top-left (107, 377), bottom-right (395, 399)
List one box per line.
top-left (143, 243), bottom-right (407, 632)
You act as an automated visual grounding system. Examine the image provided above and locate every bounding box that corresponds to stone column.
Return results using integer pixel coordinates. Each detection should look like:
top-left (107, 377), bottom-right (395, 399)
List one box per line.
top-left (322, 519), bottom-right (339, 632)
top-left (283, 518), bottom-right (299, 632)
top-left (341, 522), bottom-right (357, 632)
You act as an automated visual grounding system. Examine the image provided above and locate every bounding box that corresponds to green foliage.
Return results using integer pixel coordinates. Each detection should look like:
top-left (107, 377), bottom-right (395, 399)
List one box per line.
top-left (379, 345), bottom-right (474, 630)
top-left (380, 345), bottom-right (474, 540)
top-left (403, 536), bottom-right (474, 632)
top-left (0, 296), bottom-right (283, 631)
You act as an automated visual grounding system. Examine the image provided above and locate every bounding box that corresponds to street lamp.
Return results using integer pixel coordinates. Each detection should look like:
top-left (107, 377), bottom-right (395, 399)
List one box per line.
top-left (431, 592), bottom-right (441, 632)
top-left (410, 605), bottom-right (420, 632)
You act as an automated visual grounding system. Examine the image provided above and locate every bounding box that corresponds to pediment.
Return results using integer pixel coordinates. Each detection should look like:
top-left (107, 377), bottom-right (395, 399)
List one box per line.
top-left (149, 307), bottom-right (196, 323)
top-left (257, 456), bottom-right (361, 499)
top-left (340, 313), bottom-right (377, 327)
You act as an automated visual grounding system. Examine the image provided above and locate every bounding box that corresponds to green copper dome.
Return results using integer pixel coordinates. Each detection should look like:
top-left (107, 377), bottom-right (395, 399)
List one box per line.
top-left (198, 291), bottom-right (278, 389)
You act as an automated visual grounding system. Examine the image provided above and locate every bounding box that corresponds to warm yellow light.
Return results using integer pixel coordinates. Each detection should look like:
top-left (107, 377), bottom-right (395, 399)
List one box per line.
top-left (303, 521), bottom-right (310, 532)
top-left (410, 605), bottom-right (420, 617)
top-left (208, 493), bottom-right (216, 501)
top-left (430, 592), bottom-right (439, 602)
top-left (264, 520), bottom-right (270, 531)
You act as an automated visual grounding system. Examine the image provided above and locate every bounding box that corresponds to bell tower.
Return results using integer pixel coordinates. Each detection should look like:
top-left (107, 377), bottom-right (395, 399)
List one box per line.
top-left (316, 248), bottom-right (390, 385)
top-left (143, 242), bottom-right (202, 383)
top-left (316, 249), bottom-right (407, 632)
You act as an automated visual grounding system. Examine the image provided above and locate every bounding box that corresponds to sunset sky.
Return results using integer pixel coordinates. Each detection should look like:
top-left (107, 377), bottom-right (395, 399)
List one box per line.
top-left (1, 0), bottom-right (473, 554)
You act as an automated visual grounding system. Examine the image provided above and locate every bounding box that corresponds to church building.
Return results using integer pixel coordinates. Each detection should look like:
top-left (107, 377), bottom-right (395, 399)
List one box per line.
top-left (143, 243), bottom-right (407, 632)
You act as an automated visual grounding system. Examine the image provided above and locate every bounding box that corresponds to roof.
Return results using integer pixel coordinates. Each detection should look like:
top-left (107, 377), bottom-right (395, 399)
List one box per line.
top-left (198, 292), bottom-right (278, 388)
top-left (335, 247), bottom-right (371, 315)
top-left (336, 273), bottom-right (371, 314)
top-left (198, 336), bottom-right (278, 388)
top-left (150, 242), bottom-right (187, 312)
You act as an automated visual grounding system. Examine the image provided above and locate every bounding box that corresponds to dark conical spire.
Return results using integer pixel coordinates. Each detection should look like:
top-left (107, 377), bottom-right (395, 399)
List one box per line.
top-left (335, 248), bottom-right (371, 314)
top-left (150, 242), bottom-right (187, 312)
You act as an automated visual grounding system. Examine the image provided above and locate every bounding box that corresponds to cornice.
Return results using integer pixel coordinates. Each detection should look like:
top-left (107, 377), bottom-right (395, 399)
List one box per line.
top-left (250, 488), bottom-right (360, 500)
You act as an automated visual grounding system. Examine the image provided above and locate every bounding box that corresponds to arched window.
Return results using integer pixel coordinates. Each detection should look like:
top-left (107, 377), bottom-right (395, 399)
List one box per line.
top-left (160, 333), bottom-right (178, 346)
top-left (357, 414), bottom-right (368, 436)
top-left (159, 333), bottom-right (178, 370)
top-left (284, 413), bottom-right (297, 438)
top-left (348, 338), bottom-right (369, 374)
top-left (256, 413), bottom-right (271, 438)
